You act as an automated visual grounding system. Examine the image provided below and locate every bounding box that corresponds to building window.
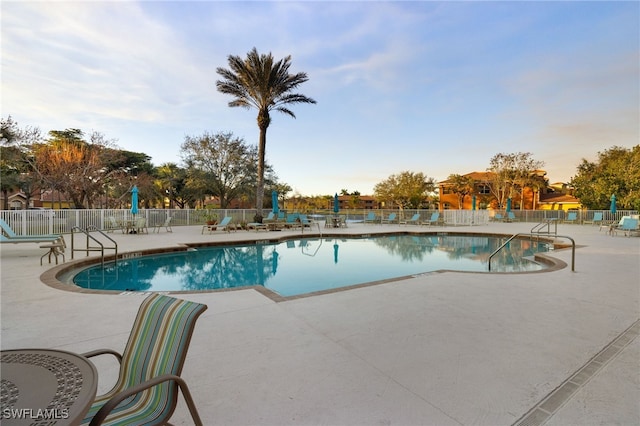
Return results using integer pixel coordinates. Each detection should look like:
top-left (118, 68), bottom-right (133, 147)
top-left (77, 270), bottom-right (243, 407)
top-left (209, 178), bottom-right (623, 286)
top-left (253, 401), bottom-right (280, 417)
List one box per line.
top-left (477, 185), bottom-right (491, 195)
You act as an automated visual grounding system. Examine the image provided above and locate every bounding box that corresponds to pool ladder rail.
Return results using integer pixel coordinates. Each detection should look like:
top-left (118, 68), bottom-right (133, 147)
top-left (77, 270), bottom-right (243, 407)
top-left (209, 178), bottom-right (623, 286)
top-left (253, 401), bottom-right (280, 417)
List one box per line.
top-left (488, 232), bottom-right (575, 272)
top-left (70, 226), bottom-right (118, 268)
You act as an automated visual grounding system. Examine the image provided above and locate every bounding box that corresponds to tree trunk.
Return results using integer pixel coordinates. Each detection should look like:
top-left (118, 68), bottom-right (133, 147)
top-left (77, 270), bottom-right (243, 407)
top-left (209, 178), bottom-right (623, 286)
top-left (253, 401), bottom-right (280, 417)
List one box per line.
top-left (256, 125), bottom-right (267, 218)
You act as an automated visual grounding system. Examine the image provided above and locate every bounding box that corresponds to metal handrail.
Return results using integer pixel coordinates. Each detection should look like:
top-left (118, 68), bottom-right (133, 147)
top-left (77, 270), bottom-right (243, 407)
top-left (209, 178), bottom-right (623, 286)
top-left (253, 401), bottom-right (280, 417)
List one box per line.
top-left (531, 218), bottom-right (558, 236)
top-left (70, 226), bottom-right (118, 268)
top-left (488, 233), bottom-right (575, 272)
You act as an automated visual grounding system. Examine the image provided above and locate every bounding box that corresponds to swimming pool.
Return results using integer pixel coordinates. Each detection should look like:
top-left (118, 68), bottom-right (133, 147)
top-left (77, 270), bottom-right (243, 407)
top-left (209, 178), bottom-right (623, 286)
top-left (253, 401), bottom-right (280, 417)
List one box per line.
top-left (70, 234), bottom-right (551, 297)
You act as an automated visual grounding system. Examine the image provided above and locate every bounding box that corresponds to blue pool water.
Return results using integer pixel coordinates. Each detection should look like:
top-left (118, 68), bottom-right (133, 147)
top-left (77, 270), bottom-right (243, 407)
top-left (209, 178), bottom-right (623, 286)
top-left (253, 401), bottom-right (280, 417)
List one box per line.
top-left (72, 234), bottom-right (550, 296)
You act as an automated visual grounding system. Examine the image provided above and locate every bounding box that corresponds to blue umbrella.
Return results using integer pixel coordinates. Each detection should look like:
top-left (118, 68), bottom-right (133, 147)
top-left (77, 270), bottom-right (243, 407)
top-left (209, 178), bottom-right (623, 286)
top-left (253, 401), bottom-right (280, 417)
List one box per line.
top-left (333, 193), bottom-right (339, 214)
top-left (610, 194), bottom-right (616, 214)
top-left (472, 195), bottom-right (476, 211)
top-left (131, 185), bottom-right (139, 216)
top-left (272, 190), bottom-right (279, 214)
top-left (506, 197), bottom-right (512, 213)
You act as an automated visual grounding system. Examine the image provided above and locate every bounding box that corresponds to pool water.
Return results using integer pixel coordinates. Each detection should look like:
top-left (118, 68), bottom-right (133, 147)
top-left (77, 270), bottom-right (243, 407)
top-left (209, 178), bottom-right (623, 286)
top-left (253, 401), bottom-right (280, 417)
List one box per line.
top-left (72, 234), bottom-right (550, 296)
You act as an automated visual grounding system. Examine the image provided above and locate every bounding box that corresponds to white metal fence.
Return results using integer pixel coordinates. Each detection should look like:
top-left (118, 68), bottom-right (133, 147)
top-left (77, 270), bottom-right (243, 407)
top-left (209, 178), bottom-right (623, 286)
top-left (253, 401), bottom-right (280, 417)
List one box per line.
top-left (0, 208), bottom-right (636, 236)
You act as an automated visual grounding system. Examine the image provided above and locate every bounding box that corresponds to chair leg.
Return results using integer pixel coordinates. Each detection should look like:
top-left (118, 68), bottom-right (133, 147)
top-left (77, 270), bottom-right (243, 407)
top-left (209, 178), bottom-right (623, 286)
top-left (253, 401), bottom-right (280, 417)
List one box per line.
top-left (175, 376), bottom-right (204, 426)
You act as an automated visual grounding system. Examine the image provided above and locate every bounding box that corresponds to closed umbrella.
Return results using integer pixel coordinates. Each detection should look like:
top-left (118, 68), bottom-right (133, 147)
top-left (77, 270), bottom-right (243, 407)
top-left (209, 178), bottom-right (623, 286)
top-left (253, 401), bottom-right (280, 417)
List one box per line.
top-left (131, 185), bottom-right (139, 216)
top-left (472, 195), bottom-right (476, 211)
top-left (272, 190), bottom-right (279, 214)
top-left (333, 193), bottom-right (339, 214)
top-left (610, 194), bottom-right (617, 214)
top-left (506, 197), bottom-right (512, 213)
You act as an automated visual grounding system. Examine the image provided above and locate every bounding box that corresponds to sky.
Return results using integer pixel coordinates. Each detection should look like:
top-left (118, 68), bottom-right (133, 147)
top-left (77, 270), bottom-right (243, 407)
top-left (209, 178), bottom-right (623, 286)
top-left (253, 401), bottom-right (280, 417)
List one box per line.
top-left (2, 1), bottom-right (638, 196)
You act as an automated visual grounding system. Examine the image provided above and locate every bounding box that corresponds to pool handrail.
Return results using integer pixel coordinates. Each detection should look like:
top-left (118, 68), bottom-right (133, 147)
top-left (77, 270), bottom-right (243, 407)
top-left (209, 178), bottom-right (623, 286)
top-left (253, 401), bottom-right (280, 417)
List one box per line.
top-left (71, 226), bottom-right (118, 268)
top-left (488, 233), bottom-right (575, 272)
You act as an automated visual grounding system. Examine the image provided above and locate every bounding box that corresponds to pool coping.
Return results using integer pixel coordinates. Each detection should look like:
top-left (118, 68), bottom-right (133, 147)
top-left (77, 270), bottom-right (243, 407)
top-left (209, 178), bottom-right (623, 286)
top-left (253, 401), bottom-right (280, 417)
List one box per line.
top-left (41, 230), bottom-right (569, 302)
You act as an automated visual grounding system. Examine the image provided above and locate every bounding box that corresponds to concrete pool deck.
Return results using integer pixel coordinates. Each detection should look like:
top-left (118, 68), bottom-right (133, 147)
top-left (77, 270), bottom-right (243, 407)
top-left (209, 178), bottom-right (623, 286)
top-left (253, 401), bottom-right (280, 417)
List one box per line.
top-left (1, 221), bottom-right (638, 425)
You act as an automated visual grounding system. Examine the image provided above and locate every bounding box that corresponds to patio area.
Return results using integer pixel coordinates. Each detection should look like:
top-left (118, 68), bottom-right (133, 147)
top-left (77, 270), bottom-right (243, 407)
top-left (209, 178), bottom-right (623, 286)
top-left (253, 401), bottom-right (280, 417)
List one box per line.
top-left (1, 221), bottom-right (638, 425)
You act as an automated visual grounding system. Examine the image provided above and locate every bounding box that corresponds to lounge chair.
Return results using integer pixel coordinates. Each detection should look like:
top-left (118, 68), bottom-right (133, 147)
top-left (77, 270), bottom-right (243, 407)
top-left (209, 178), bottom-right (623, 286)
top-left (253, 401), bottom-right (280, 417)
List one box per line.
top-left (564, 212), bottom-right (578, 224)
top-left (506, 212), bottom-right (519, 222)
top-left (247, 222), bottom-right (268, 231)
top-left (492, 213), bottom-right (504, 222)
top-left (0, 218), bottom-right (64, 245)
top-left (584, 212), bottom-right (603, 226)
top-left (381, 213), bottom-right (397, 224)
top-left (364, 212), bottom-right (378, 224)
top-left (421, 212), bottom-right (440, 226)
top-left (611, 217), bottom-right (639, 237)
top-left (400, 213), bottom-right (421, 225)
top-left (80, 293), bottom-right (207, 426)
top-left (284, 214), bottom-right (302, 229)
top-left (152, 216), bottom-right (173, 233)
top-left (263, 212), bottom-right (276, 222)
top-left (202, 216), bottom-right (235, 234)
top-left (298, 214), bottom-right (313, 228)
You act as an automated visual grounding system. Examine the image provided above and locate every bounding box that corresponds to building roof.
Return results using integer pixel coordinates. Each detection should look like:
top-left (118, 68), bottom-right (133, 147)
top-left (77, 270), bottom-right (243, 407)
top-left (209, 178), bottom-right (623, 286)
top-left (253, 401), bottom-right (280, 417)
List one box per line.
top-left (538, 193), bottom-right (581, 204)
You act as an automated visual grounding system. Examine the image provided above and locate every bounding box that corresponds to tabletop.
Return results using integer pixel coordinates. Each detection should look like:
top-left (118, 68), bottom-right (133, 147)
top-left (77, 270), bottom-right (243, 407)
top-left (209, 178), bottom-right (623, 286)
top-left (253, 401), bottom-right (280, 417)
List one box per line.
top-left (1, 348), bottom-right (98, 426)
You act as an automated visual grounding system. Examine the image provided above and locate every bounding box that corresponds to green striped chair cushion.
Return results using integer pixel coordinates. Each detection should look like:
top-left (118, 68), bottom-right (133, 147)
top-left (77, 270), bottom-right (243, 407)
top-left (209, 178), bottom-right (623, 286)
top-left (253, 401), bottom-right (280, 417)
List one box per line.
top-left (81, 293), bottom-right (207, 425)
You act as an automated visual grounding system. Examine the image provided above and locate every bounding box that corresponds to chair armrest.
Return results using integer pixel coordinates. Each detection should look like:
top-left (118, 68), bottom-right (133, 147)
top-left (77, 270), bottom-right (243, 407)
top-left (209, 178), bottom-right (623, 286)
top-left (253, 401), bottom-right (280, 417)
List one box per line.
top-left (88, 374), bottom-right (203, 426)
top-left (81, 348), bottom-right (123, 364)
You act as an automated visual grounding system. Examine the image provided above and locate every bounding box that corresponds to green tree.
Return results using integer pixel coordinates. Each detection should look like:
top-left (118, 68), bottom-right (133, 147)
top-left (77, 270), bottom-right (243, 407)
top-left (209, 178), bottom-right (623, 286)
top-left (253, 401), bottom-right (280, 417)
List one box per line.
top-left (181, 132), bottom-right (267, 209)
top-left (1, 116), bottom-right (43, 209)
top-left (486, 152), bottom-right (543, 209)
top-left (447, 174), bottom-right (475, 209)
top-left (374, 171), bottom-right (436, 210)
top-left (571, 145), bottom-right (640, 210)
top-left (216, 47), bottom-right (316, 218)
top-left (155, 163), bottom-right (196, 209)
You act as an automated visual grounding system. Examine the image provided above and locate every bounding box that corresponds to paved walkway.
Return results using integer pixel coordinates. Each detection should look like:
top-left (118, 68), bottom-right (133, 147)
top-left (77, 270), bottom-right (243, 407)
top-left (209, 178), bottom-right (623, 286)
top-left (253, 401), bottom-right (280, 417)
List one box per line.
top-left (1, 222), bottom-right (638, 425)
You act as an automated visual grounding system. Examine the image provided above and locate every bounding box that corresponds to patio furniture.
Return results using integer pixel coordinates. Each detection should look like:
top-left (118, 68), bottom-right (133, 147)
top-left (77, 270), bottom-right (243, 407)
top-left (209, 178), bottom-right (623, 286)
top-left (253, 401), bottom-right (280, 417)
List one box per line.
top-left (153, 216), bottom-right (173, 233)
top-left (0, 218), bottom-right (64, 245)
top-left (506, 212), bottom-right (519, 222)
top-left (40, 237), bottom-right (66, 265)
top-left (584, 212), bottom-right (603, 226)
top-left (1, 348), bottom-right (98, 426)
top-left (202, 216), bottom-right (236, 234)
top-left (611, 217), bottom-right (639, 237)
top-left (106, 216), bottom-right (125, 233)
top-left (400, 213), bottom-right (421, 225)
top-left (421, 212), bottom-right (440, 226)
top-left (363, 212), bottom-right (378, 224)
top-left (80, 293), bottom-right (207, 426)
top-left (381, 213), bottom-right (398, 224)
top-left (134, 217), bottom-right (148, 234)
top-left (563, 212), bottom-right (578, 224)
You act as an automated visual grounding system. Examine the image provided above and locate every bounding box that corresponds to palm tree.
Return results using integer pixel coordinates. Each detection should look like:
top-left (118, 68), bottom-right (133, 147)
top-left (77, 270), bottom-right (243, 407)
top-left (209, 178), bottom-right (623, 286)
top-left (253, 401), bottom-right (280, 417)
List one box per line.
top-left (216, 47), bottom-right (316, 219)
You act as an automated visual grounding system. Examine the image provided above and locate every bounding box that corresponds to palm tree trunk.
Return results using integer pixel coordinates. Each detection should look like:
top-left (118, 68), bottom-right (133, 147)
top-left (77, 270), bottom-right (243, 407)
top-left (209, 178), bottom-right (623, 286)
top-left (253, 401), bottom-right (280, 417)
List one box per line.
top-left (256, 126), bottom-right (267, 218)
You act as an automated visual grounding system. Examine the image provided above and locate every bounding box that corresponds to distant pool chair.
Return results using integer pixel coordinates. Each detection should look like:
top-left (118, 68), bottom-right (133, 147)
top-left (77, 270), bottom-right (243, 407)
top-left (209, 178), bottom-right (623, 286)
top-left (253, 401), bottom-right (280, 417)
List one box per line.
top-left (584, 212), bottom-right (603, 226)
top-left (400, 213), bottom-right (421, 225)
top-left (381, 213), bottom-right (397, 224)
top-left (421, 212), bottom-right (440, 226)
top-left (81, 293), bottom-right (208, 426)
top-left (563, 212), bottom-right (578, 224)
top-left (364, 212), bottom-right (378, 224)
top-left (153, 216), bottom-right (173, 233)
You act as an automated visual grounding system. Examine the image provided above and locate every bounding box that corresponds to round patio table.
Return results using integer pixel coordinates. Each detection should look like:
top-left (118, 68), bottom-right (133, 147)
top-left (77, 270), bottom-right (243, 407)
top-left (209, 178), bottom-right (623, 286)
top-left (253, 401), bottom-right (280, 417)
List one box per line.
top-left (1, 348), bottom-right (97, 425)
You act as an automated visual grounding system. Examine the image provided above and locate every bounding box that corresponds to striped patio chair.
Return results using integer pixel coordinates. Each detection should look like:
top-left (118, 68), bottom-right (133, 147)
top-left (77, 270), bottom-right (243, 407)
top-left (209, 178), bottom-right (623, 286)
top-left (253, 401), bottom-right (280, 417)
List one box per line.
top-left (81, 293), bottom-right (208, 426)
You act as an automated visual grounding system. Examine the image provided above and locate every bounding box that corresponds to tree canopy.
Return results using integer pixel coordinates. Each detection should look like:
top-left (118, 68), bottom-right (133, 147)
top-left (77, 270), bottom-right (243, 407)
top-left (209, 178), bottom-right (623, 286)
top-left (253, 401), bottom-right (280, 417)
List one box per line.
top-left (374, 171), bottom-right (436, 210)
top-left (571, 145), bottom-right (640, 210)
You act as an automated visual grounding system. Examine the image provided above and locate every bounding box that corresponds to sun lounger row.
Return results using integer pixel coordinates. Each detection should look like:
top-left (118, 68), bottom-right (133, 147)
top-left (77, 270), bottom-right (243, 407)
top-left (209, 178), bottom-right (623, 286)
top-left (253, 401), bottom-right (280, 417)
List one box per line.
top-left (365, 212), bottom-right (441, 226)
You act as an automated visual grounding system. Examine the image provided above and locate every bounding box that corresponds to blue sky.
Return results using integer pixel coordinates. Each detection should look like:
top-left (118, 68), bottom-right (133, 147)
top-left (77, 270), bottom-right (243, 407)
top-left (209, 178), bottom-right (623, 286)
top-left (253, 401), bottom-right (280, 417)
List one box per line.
top-left (2, 1), bottom-right (638, 196)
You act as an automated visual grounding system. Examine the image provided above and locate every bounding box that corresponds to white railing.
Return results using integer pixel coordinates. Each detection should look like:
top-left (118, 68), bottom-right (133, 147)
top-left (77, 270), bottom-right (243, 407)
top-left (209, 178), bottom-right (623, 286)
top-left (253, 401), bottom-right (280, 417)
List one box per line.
top-left (0, 208), bottom-right (636, 236)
